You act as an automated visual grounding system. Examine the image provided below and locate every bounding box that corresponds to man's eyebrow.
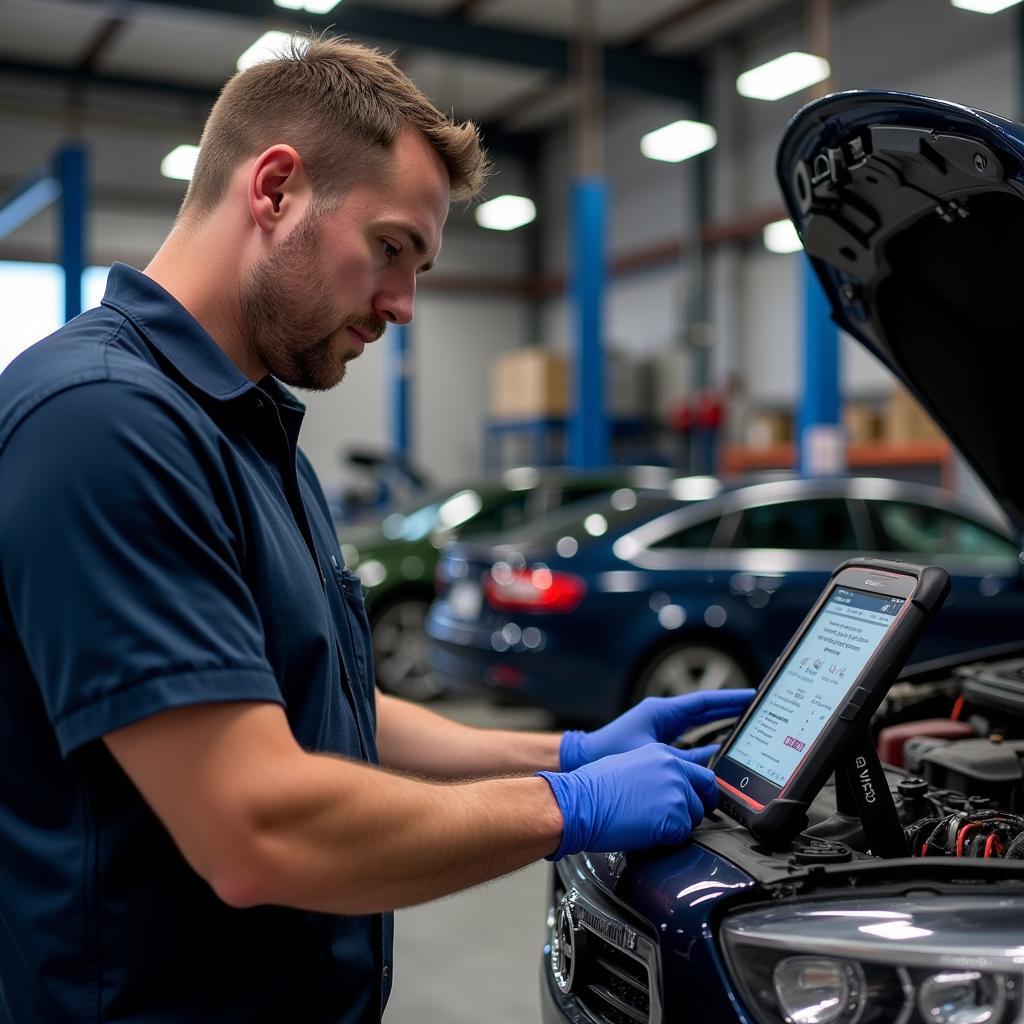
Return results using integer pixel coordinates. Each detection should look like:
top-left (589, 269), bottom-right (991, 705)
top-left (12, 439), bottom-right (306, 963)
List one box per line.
top-left (388, 222), bottom-right (434, 272)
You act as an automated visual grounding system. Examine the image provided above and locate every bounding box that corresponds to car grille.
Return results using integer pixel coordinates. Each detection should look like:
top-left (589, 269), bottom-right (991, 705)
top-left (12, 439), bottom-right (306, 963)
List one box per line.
top-left (549, 873), bottom-right (660, 1024)
top-left (578, 932), bottom-right (651, 1024)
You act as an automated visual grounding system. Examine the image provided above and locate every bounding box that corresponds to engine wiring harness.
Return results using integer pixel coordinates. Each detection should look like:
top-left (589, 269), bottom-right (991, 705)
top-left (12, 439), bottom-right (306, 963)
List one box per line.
top-left (905, 804), bottom-right (1024, 860)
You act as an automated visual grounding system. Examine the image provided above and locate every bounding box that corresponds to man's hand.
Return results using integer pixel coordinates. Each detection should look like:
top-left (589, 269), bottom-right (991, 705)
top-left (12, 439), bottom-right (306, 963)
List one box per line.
top-left (539, 743), bottom-right (719, 859)
top-left (559, 690), bottom-right (756, 772)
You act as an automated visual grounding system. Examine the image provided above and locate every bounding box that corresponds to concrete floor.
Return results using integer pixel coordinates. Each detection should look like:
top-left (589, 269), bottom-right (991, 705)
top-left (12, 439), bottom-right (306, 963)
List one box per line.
top-left (383, 695), bottom-right (556, 1023)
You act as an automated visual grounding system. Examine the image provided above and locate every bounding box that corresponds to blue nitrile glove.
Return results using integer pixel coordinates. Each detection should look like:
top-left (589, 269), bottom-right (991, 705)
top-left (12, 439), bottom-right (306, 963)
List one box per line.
top-left (538, 742), bottom-right (719, 861)
top-left (559, 690), bottom-right (756, 772)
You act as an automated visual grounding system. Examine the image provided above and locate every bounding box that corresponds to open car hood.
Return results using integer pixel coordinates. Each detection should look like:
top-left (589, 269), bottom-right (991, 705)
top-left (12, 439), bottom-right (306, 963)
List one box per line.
top-left (777, 91), bottom-right (1024, 534)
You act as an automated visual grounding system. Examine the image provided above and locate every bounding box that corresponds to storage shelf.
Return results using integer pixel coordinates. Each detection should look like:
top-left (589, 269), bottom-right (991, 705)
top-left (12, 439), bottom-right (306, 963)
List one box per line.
top-left (484, 416), bottom-right (651, 470)
top-left (722, 439), bottom-right (953, 487)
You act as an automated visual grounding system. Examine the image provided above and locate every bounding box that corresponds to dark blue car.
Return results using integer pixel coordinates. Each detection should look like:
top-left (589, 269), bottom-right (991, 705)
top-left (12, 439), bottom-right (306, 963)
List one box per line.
top-left (472, 91), bottom-right (1024, 1024)
top-left (427, 475), bottom-right (1022, 725)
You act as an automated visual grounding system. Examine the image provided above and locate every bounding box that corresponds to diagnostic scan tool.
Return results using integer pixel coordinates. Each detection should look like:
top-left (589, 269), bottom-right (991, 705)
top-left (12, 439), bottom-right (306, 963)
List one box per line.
top-left (711, 559), bottom-right (950, 847)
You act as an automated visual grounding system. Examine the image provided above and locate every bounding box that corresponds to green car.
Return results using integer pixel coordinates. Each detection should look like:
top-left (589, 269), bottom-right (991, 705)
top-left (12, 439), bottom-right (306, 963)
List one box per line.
top-left (338, 465), bottom-right (685, 701)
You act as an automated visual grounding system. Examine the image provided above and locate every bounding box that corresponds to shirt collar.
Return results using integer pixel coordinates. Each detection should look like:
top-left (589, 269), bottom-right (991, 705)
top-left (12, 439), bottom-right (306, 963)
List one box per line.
top-left (101, 262), bottom-right (257, 403)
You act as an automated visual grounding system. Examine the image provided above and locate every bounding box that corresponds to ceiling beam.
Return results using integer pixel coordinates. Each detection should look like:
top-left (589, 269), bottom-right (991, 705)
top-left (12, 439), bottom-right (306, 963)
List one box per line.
top-left (107, 0), bottom-right (703, 101)
top-left (75, 15), bottom-right (130, 73)
top-left (0, 57), bottom-right (542, 158)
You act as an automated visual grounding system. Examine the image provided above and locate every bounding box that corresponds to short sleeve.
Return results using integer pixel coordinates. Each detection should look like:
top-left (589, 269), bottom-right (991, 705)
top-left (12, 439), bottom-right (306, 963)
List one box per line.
top-left (0, 380), bottom-right (282, 756)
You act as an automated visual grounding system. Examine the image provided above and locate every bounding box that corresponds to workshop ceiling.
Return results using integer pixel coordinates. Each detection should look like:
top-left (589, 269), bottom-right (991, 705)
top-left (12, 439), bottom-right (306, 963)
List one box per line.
top-left (0, 0), bottom-right (802, 264)
top-left (0, 0), bottom-right (804, 133)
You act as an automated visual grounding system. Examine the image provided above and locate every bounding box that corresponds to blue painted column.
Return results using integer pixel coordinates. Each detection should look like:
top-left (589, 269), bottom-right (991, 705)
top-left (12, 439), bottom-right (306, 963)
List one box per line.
top-left (390, 323), bottom-right (410, 457)
top-left (568, 177), bottom-right (608, 468)
top-left (798, 258), bottom-right (845, 477)
top-left (55, 146), bottom-right (87, 323)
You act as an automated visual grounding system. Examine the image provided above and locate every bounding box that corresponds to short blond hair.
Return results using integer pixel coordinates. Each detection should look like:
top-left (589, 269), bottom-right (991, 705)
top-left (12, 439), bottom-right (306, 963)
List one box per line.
top-left (183, 35), bottom-right (489, 216)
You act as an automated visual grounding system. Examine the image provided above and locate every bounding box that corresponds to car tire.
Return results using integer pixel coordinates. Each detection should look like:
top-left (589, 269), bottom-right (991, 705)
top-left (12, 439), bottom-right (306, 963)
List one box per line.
top-left (631, 642), bottom-right (750, 704)
top-left (371, 596), bottom-right (445, 702)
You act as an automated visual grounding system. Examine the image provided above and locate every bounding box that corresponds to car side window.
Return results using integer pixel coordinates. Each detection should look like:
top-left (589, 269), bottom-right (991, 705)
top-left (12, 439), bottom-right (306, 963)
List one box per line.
top-left (872, 501), bottom-right (1018, 560)
top-left (459, 492), bottom-right (531, 535)
top-left (554, 484), bottom-right (619, 513)
top-left (648, 516), bottom-right (722, 550)
top-left (731, 499), bottom-right (857, 550)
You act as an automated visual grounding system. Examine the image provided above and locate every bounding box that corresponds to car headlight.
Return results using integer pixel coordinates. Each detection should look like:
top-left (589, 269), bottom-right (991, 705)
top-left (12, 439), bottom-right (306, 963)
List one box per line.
top-left (720, 895), bottom-right (1024, 1024)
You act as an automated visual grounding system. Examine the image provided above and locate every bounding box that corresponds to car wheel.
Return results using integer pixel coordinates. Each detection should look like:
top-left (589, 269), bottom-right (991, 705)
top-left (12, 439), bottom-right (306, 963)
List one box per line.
top-left (633, 642), bottom-right (750, 702)
top-left (371, 597), bottom-right (444, 702)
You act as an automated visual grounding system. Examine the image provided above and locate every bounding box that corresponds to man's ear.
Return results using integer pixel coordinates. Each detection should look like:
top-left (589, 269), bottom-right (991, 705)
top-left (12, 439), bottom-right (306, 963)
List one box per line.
top-left (248, 145), bottom-right (308, 232)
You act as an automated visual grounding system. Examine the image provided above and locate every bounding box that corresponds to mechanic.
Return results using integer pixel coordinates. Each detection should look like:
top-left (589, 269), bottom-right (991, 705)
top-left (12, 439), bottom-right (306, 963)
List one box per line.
top-left (0, 36), bottom-right (754, 1023)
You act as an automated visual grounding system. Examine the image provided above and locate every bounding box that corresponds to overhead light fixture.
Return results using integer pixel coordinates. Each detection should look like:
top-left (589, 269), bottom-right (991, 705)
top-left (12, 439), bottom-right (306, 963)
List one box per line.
top-left (161, 144), bottom-right (200, 182)
top-left (237, 31), bottom-right (297, 72)
top-left (273, 0), bottom-right (344, 12)
top-left (640, 120), bottom-right (717, 163)
top-left (951, 0), bottom-right (1022, 11)
top-left (475, 195), bottom-right (536, 231)
top-left (763, 218), bottom-right (803, 254)
top-left (737, 52), bottom-right (831, 101)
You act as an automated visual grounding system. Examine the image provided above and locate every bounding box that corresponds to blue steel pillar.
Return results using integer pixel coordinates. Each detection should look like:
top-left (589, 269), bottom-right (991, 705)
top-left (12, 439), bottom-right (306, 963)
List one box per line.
top-left (569, 178), bottom-right (608, 468)
top-left (55, 146), bottom-right (87, 323)
top-left (390, 323), bottom-right (410, 456)
top-left (798, 259), bottom-right (844, 477)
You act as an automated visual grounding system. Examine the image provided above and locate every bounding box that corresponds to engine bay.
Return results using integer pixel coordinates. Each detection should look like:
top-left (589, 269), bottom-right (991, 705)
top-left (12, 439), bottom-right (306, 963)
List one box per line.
top-left (691, 643), bottom-right (1024, 881)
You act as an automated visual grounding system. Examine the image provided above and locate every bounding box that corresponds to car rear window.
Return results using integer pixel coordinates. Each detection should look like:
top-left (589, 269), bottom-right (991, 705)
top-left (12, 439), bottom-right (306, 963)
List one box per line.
top-left (872, 501), bottom-right (1019, 562)
top-left (495, 490), bottom-right (685, 547)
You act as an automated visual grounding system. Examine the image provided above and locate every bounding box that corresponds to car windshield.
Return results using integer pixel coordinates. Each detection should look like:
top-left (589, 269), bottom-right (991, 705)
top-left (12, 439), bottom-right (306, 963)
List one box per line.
top-left (496, 489), bottom-right (685, 548)
top-left (372, 485), bottom-right (505, 541)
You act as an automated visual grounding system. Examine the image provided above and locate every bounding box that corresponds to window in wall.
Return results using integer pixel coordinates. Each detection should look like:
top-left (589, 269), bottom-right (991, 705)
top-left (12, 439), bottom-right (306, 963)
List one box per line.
top-left (0, 262), bottom-right (110, 375)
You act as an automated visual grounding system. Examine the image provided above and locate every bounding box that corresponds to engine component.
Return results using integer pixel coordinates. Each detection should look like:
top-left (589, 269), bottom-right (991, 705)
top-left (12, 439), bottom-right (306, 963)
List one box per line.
top-left (876, 718), bottom-right (975, 768)
top-left (956, 657), bottom-right (1024, 725)
top-left (917, 737), bottom-right (1024, 809)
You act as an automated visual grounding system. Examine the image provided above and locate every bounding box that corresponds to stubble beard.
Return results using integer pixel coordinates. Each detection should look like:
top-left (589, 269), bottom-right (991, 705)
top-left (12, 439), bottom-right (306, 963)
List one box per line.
top-left (239, 209), bottom-right (385, 392)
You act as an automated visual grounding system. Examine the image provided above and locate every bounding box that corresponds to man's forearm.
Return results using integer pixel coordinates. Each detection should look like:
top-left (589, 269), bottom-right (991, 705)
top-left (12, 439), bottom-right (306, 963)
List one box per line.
top-left (220, 751), bottom-right (563, 914)
top-left (375, 691), bottom-right (562, 778)
top-left (107, 702), bottom-right (564, 918)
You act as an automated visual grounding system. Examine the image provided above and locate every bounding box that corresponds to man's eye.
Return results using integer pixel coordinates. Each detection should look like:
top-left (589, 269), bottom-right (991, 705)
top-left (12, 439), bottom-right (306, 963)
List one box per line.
top-left (383, 241), bottom-right (400, 261)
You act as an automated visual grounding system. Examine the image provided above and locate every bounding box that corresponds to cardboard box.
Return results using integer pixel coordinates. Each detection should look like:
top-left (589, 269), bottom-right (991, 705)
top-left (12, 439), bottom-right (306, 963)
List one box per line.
top-left (489, 348), bottom-right (650, 420)
top-left (884, 387), bottom-right (943, 442)
top-left (843, 400), bottom-right (885, 444)
top-left (490, 348), bottom-right (568, 420)
top-left (746, 409), bottom-right (793, 446)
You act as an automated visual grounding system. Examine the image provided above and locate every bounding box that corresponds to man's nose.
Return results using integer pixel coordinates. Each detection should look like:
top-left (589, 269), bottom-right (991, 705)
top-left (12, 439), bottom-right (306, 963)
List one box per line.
top-left (376, 278), bottom-right (415, 326)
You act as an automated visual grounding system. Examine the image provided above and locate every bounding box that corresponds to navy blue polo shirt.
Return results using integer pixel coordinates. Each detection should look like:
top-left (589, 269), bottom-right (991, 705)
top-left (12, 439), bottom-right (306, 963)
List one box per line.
top-left (0, 263), bottom-right (393, 1023)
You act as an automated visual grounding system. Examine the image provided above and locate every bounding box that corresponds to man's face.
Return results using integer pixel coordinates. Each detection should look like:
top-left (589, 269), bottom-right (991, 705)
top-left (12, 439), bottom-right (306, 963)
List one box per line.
top-left (240, 129), bottom-right (450, 391)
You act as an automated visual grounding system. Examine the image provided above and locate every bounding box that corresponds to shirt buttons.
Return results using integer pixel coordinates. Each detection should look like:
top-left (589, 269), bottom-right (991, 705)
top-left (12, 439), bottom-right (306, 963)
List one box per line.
top-left (255, 398), bottom-right (264, 410)
top-left (382, 965), bottom-right (390, 979)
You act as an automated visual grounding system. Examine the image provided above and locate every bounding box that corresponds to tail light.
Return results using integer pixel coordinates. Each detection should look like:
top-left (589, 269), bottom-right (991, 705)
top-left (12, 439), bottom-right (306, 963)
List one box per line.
top-left (483, 566), bottom-right (586, 613)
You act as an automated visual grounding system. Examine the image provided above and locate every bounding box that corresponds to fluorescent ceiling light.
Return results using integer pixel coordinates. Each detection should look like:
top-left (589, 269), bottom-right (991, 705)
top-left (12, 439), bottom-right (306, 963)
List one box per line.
top-left (763, 218), bottom-right (803, 254)
top-left (640, 120), bottom-right (717, 163)
top-left (737, 52), bottom-right (831, 101)
top-left (273, 0), bottom-right (344, 11)
top-left (161, 144), bottom-right (200, 181)
top-left (951, 0), bottom-right (1022, 10)
top-left (237, 31), bottom-right (296, 72)
top-left (475, 195), bottom-right (536, 231)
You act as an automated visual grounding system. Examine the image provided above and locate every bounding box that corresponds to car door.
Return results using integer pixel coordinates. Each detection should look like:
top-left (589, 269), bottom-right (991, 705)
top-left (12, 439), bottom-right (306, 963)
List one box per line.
top-left (722, 496), bottom-right (865, 660)
top-left (865, 499), bottom-right (1024, 658)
